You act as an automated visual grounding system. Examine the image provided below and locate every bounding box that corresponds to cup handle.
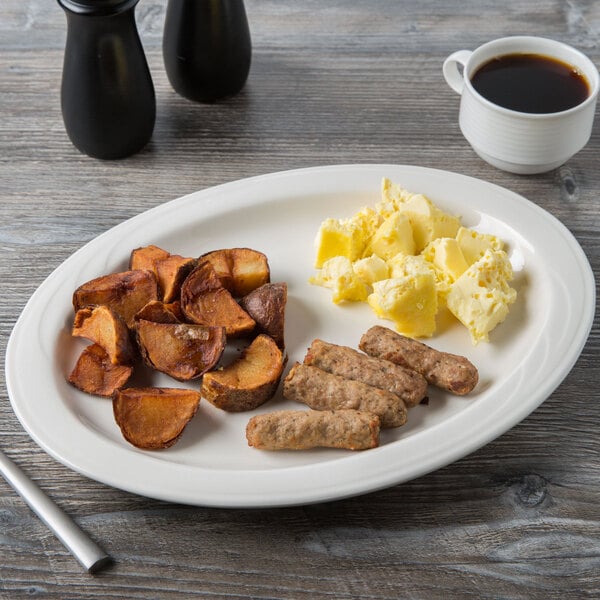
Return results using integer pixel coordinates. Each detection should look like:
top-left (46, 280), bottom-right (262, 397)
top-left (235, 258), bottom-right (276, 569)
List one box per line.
top-left (443, 50), bottom-right (472, 94)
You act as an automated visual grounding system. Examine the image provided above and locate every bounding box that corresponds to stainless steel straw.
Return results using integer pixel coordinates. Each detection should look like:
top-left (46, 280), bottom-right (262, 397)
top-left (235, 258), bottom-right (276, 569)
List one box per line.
top-left (0, 449), bottom-right (111, 572)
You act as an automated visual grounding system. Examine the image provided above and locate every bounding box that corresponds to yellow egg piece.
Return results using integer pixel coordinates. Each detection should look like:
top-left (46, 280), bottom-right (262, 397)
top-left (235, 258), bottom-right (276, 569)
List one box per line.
top-left (368, 274), bottom-right (438, 338)
top-left (399, 194), bottom-right (461, 253)
top-left (446, 249), bottom-right (517, 344)
top-left (313, 218), bottom-right (367, 268)
top-left (456, 227), bottom-right (505, 267)
top-left (365, 212), bottom-right (416, 260)
top-left (422, 237), bottom-right (469, 282)
top-left (352, 254), bottom-right (389, 285)
top-left (310, 256), bottom-right (368, 303)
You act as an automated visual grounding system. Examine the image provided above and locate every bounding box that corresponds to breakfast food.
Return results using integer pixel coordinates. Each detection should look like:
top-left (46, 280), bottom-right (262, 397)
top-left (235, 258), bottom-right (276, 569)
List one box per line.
top-left (310, 178), bottom-right (517, 343)
top-left (67, 244), bottom-right (287, 450)
top-left (303, 338), bottom-right (427, 407)
top-left (72, 304), bottom-right (135, 366)
top-left (73, 269), bottom-right (159, 328)
top-left (133, 300), bottom-right (183, 324)
top-left (68, 343), bottom-right (133, 397)
top-left (135, 319), bottom-right (226, 380)
top-left (180, 260), bottom-right (256, 337)
top-left (246, 409), bottom-right (380, 451)
top-left (201, 334), bottom-right (286, 412)
top-left (445, 248), bottom-right (517, 344)
top-left (68, 232), bottom-right (479, 455)
top-left (130, 245), bottom-right (197, 303)
top-left (283, 362), bottom-right (407, 428)
top-left (200, 247), bottom-right (270, 297)
top-left (239, 282), bottom-right (287, 349)
top-left (359, 325), bottom-right (478, 395)
top-left (113, 387), bottom-right (201, 449)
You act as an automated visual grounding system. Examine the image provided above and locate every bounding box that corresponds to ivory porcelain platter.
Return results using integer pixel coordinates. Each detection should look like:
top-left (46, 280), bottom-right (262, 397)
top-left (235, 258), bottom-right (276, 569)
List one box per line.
top-left (5, 165), bottom-right (595, 507)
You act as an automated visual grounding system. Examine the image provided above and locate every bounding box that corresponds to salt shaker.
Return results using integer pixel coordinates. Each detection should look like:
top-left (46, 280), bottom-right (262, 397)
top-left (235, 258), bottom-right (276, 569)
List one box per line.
top-left (57, 0), bottom-right (156, 159)
top-left (163, 0), bottom-right (252, 103)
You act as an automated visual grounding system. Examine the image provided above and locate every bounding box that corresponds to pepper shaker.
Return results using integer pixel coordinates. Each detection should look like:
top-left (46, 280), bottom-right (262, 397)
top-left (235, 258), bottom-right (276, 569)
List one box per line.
top-left (57, 0), bottom-right (156, 159)
top-left (163, 0), bottom-right (252, 103)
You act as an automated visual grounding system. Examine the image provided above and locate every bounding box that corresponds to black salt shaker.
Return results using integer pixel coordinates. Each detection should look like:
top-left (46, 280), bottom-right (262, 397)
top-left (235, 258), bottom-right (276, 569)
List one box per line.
top-left (57, 0), bottom-right (156, 159)
top-left (163, 0), bottom-right (252, 103)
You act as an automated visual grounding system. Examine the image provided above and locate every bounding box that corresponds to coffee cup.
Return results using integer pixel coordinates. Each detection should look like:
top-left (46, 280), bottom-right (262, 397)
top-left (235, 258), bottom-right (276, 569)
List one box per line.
top-left (443, 36), bottom-right (599, 174)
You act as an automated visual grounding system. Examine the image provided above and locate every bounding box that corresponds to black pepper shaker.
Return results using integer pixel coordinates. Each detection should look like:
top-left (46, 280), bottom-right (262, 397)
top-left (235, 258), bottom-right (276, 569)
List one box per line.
top-left (163, 0), bottom-right (252, 103)
top-left (57, 0), bottom-right (156, 159)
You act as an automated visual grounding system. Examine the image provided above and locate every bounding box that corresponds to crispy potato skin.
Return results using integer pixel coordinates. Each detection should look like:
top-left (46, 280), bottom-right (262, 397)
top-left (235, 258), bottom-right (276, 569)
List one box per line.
top-left (201, 248), bottom-right (270, 297)
top-left (239, 282), bottom-right (287, 349)
top-left (155, 255), bottom-right (197, 303)
top-left (113, 387), bottom-right (200, 449)
top-left (202, 334), bottom-right (286, 412)
top-left (134, 300), bottom-right (181, 324)
top-left (136, 319), bottom-right (226, 380)
top-left (129, 245), bottom-right (170, 271)
top-left (73, 270), bottom-right (159, 328)
top-left (68, 343), bottom-right (133, 397)
top-left (246, 409), bottom-right (380, 451)
top-left (180, 261), bottom-right (256, 337)
top-left (130, 245), bottom-right (197, 303)
top-left (72, 304), bottom-right (135, 365)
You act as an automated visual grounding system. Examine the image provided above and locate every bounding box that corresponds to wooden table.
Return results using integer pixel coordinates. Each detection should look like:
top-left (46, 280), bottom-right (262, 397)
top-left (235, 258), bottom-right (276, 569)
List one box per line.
top-left (1, 1), bottom-right (598, 597)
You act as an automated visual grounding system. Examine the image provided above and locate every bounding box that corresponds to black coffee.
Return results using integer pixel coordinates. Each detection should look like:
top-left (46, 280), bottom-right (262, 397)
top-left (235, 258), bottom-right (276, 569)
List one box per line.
top-left (471, 53), bottom-right (590, 113)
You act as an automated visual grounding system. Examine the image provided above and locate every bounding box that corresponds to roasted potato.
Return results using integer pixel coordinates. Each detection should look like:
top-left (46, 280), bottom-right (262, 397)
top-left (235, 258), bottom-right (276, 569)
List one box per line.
top-left (239, 282), bottom-right (287, 349)
top-left (73, 270), bottom-right (159, 328)
top-left (201, 248), bottom-right (270, 297)
top-left (134, 300), bottom-right (182, 324)
top-left (72, 304), bottom-right (135, 365)
top-left (68, 343), bottom-right (133, 397)
top-left (201, 334), bottom-right (286, 412)
top-left (155, 254), bottom-right (197, 302)
top-left (129, 244), bottom-right (170, 271)
top-left (180, 261), bottom-right (256, 337)
top-left (113, 387), bottom-right (201, 449)
top-left (135, 319), bottom-right (226, 380)
top-left (130, 245), bottom-right (197, 303)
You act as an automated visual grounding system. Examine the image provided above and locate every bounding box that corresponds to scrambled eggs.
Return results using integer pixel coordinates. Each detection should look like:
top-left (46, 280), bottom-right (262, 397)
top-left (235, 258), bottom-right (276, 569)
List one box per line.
top-left (310, 178), bottom-right (517, 344)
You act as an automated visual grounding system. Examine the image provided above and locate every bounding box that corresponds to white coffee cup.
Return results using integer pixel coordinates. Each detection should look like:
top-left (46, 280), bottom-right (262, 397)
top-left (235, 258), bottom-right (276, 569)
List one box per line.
top-left (443, 36), bottom-right (599, 174)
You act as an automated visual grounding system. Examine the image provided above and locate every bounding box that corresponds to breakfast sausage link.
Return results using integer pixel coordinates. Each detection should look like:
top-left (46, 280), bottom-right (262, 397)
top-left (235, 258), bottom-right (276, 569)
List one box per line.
top-left (246, 409), bottom-right (380, 451)
top-left (303, 338), bottom-right (427, 407)
top-left (359, 325), bottom-right (478, 395)
top-left (283, 362), bottom-right (407, 428)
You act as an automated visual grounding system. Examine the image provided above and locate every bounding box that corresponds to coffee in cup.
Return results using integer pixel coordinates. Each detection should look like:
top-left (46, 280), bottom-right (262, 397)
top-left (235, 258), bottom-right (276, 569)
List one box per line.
top-left (443, 36), bottom-right (599, 174)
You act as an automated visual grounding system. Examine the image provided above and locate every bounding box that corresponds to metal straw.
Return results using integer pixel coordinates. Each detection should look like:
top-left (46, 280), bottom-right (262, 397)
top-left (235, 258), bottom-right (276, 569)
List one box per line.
top-left (0, 449), bottom-right (111, 572)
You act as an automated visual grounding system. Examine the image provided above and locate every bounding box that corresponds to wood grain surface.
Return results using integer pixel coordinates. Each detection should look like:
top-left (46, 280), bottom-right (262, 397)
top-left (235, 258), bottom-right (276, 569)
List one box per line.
top-left (1, 1), bottom-right (599, 598)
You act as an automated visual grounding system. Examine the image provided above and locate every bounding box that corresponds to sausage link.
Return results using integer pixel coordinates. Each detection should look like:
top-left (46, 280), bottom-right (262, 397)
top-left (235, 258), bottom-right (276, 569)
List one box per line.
top-left (246, 409), bottom-right (380, 450)
top-left (304, 338), bottom-right (427, 407)
top-left (283, 362), bottom-right (407, 428)
top-left (359, 326), bottom-right (478, 395)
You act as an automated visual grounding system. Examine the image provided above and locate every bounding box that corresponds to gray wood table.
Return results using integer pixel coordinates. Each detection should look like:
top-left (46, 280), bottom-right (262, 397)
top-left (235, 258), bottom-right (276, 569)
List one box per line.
top-left (1, 1), bottom-right (599, 598)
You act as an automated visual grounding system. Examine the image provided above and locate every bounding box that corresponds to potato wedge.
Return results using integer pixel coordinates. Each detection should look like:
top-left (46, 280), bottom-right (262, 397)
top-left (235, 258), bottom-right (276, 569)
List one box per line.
top-left (73, 270), bottom-right (159, 328)
top-left (68, 343), bottom-right (133, 397)
top-left (239, 282), bottom-right (287, 349)
top-left (72, 305), bottom-right (135, 365)
top-left (130, 245), bottom-right (197, 302)
top-left (113, 387), bottom-right (201, 449)
top-left (201, 248), bottom-right (270, 297)
top-left (136, 319), bottom-right (226, 380)
top-left (155, 254), bottom-right (197, 302)
top-left (134, 300), bottom-right (181, 324)
top-left (129, 244), bottom-right (170, 271)
top-left (180, 261), bottom-right (256, 337)
top-left (201, 334), bottom-right (286, 412)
